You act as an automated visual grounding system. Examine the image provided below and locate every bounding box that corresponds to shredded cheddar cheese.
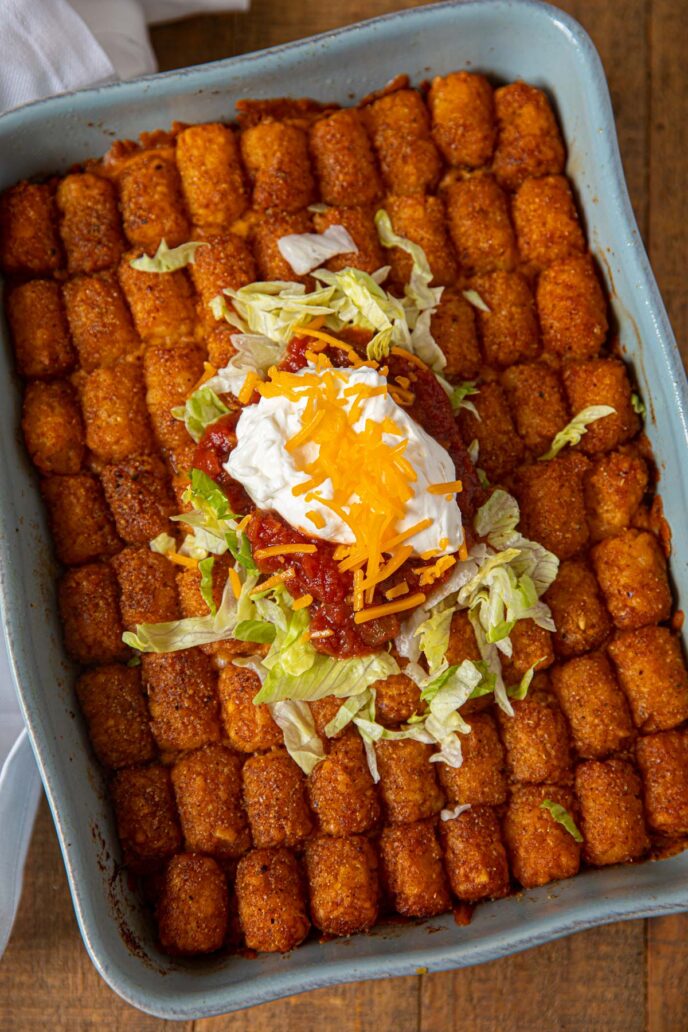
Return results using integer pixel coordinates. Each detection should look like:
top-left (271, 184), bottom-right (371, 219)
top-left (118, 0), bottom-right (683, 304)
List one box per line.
top-left (354, 592), bottom-right (426, 623)
top-left (254, 543), bottom-right (318, 559)
top-left (238, 371), bottom-right (259, 405)
top-left (385, 581), bottom-right (410, 600)
top-left (166, 552), bottom-right (198, 570)
top-left (228, 567), bottom-right (242, 599)
top-left (292, 594), bottom-right (314, 610)
top-left (427, 480), bottom-right (463, 495)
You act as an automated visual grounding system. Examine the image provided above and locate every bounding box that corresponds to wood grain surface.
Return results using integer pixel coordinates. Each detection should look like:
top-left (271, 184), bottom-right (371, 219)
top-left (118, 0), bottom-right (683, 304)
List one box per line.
top-left (1, 1), bottom-right (686, 1028)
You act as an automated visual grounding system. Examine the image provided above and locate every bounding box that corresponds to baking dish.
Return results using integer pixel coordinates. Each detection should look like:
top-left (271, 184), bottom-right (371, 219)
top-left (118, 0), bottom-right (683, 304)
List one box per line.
top-left (0, 0), bottom-right (686, 1018)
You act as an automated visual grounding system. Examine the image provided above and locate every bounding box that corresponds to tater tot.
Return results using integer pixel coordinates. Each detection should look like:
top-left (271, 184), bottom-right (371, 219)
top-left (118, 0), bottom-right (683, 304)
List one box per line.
top-left (575, 758), bottom-right (649, 866)
top-left (171, 743), bottom-right (251, 857)
top-left (58, 563), bottom-right (128, 664)
top-left (503, 784), bottom-right (580, 888)
top-left (382, 194), bottom-right (458, 287)
top-left (492, 82), bottom-right (565, 190)
top-left (512, 175), bottom-right (585, 268)
top-left (307, 728), bottom-right (380, 836)
top-left (111, 763), bottom-right (182, 871)
top-left (142, 649), bottom-right (221, 753)
top-left (514, 453), bottom-right (590, 560)
top-left (544, 559), bottom-right (611, 657)
top-left (22, 380), bottom-right (85, 474)
top-left (501, 362), bottom-right (568, 455)
top-left (309, 108), bottom-right (382, 207)
top-left (217, 663), bottom-right (282, 753)
top-left (100, 454), bottom-right (175, 544)
top-left (240, 120), bottom-right (315, 212)
top-left (562, 359), bottom-right (639, 455)
top-left (636, 729), bottom-right (688, 836)
top-left (437, 711), bottom-right (507, 805)
top-left (440, 806), bottom-right (510, 901)
top-left (251, 210), bottom-right (313, 283)
top-left (591, 529), bottom-right (671, 630)
top-left (498, 689), bottom-right (572, 785)
top-left (190, 232), bottom-right (256, 327)
top-left (113, 545), bottom-right (180, 628)
top-left (500, 620), bottom-right (555, 684)
top-left (76, 665), bottom-right (155, 769)
top-left (428, 72), bottom-right (496, 168)
top-left (584, 450), bottom-right (649, 543)
top-left (242, 748), bottom-right (313, 848)
top-left (366, 89), bottom-right (442, 195)
top-left (63, 273), bottom-right (140, 371)
top-left (143, 340), bottom-right (206, 469)
top-left (373, 672), bottom-right (421, 726)
top-left (312, 205), bottom-right (384, 274)
top-left (430, 289), bottom-right (481, 379)
top-left (81, 359), bottom-right (155, 463)
top-left (235, 847), bottom-right (310, 953)
top-left (445, 175), bottom-right (518, 274)
top-left (176, 123), bottom-right (247, 228)
top-left (0, 181), bottom-right (62, 274)
top-left (56, 172), bottom-right (124, 274)
top-left (457, 380), bottom-right (524, 481)
top-left (305, 835), bottom-right (379, 936)
top-left (6, 281), bottom-right (75, 379)
top-left (550, 652), bottom-right (634, 759)
top-left (607, 626), bottom-right (688, 733)
top-left (41, 474), bottom-right (120, 565)
top-left (118, 250), bottom-right (196, 342)
top-left (157, 853), bottom-right (228, 955)
top-left (206, 323), bottom-right (238, 370)
top-left (379, 820), bottom-right (451, 917)
top-left (445, 610), bottom-right (482, 666)
top-left (375, 739), bottom-right (444, 824)
top-left (470, 270), bottom-right (540, 367)
top-left (537, 255), bottom-right (608, 360)
top-left (309, 695), bottom-right (346, 740)
top-left (118, 150), bottom-right (190, 251)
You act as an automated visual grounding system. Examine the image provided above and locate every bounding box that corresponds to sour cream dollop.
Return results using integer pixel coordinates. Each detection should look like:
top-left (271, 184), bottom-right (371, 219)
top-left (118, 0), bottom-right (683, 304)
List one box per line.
top-left (225, 365), bottom-right (463, 556)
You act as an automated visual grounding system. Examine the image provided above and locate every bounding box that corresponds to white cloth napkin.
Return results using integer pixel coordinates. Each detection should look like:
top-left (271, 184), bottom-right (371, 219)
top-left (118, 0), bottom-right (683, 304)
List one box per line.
top-left (0, 0), bottom-right (247, 960)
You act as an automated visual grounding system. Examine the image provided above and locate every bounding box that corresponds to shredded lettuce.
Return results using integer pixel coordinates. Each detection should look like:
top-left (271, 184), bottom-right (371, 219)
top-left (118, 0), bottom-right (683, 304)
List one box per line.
top-left (269, 700), bottom-right (325, 774)
top-left (462, 289), bottom-right (490, 313)
top-left (441, 803), bottom-right (471, 822)
top-left (198, 556), bottom-right (216, 616)
top-left (172, 468), bottom-right (256, 572)
top-left (474, 490), bottom-right (520, 549)
top-left (277, 224), bottom-right (358, 275)
top-left (449, 381), bottom-right (480, 417)
top-left (416, 605), bottom-right (456, 674)
top-left (171, 386), bottom-right (229, 444)
top-left (539, 406), bottom-right (616, 461)
top-left (234, 619), bottom-right (276, 644)
top-left (129, 239), bottom-right (207, 273)
top-left (540, 799), bottom-right (584, 843)
top-left (631, 392), bottom-right (645, 417)
top-left (254, 647), bottom-right (399, 705)
top-left (149, 531), bottom-right (176, 555)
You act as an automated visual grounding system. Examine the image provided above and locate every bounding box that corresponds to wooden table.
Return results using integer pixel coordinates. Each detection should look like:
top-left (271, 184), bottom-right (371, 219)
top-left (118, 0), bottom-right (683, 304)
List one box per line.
top-left (1, 1), bottom-right (686, 1028)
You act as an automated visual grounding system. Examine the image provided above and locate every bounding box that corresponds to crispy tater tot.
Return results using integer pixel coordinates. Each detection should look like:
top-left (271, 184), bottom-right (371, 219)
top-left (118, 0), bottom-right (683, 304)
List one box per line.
top-left (500, 621), bottom-right (554, 684)
top-left (171, 743), bottom-right (251, 858)
top-left (591, 529), bottom-right (671, 630)
top-left (59, 563), bottom-right (128, 664)
top-left (312, 205), bottom-right (384, 274)
top-left (493, 82), bottom-right (565, 190)
top-left (503, 784), bottom-right (580, 888)
top-left (375, 739), bottom-right (444, 824)
top-left (81, 359), bottom-right (155, 463)
top-left (636, 729), bottom-right (688, 837)
top-left (430, 289), bottom-right (481, 380)
top-left (176, 123), bottom-right (247, 228)
top-left (584, 450), bottom-right (649, 543)
top-left (497, 688), bottom-right (572, 786)
top-left (0, 181), bottom-right (62, 274)
top-left (550, 652), bottom-right (635, 759)
top-left (575, 758), bottom-right (649, 866)
top-left (240, 120), bottom-right (315, 212)
top-left (157, 853), bottom-right (228, 955)
top-left (56, 172), bottom-right (124, 274)
top-left (445, 610), bottom-right (482, 666)
top-left (544, 559), bottom-right (612, 657)
top-left (63, 273), bottom-right (140, 371)
top-left (501, 362), bottom-right (568, 455)
top-left (537, 255), bottom-right (608, 360)
top-left (562, 359), bottom-right (640, 455)
top-left (190, 232), bottom-right (256, 328)
top-left (41, 474), bottom-right (120, 565)
top-left (206, 323), bottom-right (238, 370)
top-left (513, 452), bottom-right (590, 560)
top-left (251, 209), bottom-right (313, 283)
top-left (366, 89), bottom-right (442, 195)
top-left (118, 250), bottom-right (196, 342)
top-left (143, 340), bottom-right (206, 469)
top-left (470, 270), bottom-right (540, 367)
top-left (307, 728), bottom-right (380, 836)
top-left (457, 380), bottom-right (525, 481)
top-left (309, 109), bottom-right (382, 206)
top-left (379, 819), bottom-right (451, 917)
top-left (437, 711), bottom-right (507, 806)
top-left (445, 175), bottom-right (518, 275)
top-left (235, 847), bottom-right (310, 953)
top-left (118, 150), bottom-right (190, 251)
top-left (22, 380), bottom-right (85, 474)
top-left (113, 545), bottom-right (180, 628)
top-left (100, 454), bottom-right (175, 544)
top-left (440, 806), bottom-right (510, 901)
top-left (217, 663), bottom-right (282, 753)
top-left (608, 626), bottom-right (688, 733)
top-left (309, 695), bottom-right (347, 740)
top-left (6, 281), bottom-right (75, 379)
top-left (305, 835), bottom-right (379, 936)
top-left (76, 665), bottom-right (155, 769)
top-left (383, 194), bottom-right (458, 287)
top-left (242, 748), bottom-right (314, 848)
top-left (512, 175), bottom-right (585, 268)
top-left (142, 650), bottom-right (222, 753)
top-left (428, 71), bottom-right (496, 168)
top-left (111, 763), bottom-right (182, 872)
top-left (374, 672), bottom-right (421, 726)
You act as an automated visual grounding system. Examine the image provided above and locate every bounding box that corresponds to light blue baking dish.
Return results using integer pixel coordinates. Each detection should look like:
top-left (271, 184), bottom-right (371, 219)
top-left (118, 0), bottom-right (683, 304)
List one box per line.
top-left (0, 0), bottom-right (686, 1018)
